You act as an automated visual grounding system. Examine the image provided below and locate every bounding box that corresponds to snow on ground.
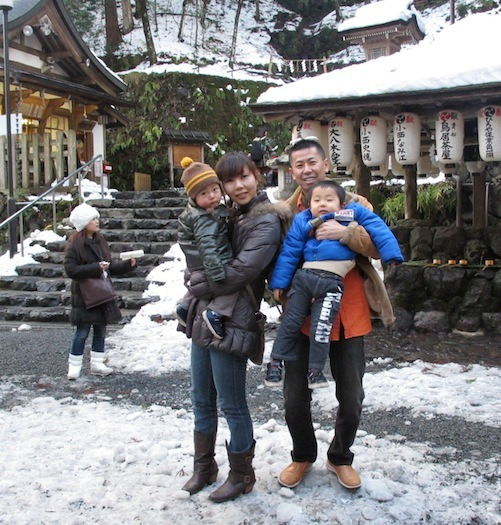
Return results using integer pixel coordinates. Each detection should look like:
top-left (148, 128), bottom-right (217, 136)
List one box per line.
top-left (1, 242), bottom-right (500, 524)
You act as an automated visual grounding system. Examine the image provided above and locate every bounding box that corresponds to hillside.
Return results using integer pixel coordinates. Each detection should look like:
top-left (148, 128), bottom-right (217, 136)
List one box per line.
top-left (65, 0), bottom-right (500, 82)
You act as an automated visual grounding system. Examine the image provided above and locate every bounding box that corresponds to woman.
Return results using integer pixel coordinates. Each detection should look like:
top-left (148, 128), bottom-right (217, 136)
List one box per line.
top-left (64, 203), bottom-right (136, 380)
top-left (181, 152), bottom-right (289, 503)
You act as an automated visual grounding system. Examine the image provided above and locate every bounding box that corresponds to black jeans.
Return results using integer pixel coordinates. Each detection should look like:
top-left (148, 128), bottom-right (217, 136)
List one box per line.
top-left (283, 331), bottom-right (365, 466)
top-left (272, 268), bottom-right (344, 371)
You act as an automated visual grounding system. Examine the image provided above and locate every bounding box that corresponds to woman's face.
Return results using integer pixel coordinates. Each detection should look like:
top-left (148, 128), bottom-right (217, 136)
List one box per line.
top-left (222, 167), bottom-right (258, 206)
top-left (84, 218), bottom-right (100, 237)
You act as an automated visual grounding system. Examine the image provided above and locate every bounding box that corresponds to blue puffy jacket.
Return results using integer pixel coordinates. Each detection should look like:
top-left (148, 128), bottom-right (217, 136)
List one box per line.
top-left (269, 202), bottom-right (403, 290)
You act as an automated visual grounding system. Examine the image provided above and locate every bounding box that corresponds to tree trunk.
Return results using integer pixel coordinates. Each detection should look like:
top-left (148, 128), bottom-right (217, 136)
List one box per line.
top-left (136, 0), bottom-right (158, 64)
top-left (229, 0), bottom-right (244, 69)
top-left (178, 0), bottom-right (190, 42)
top-left (105, 0), bottom-right (122, 55)
top-left (255, 0), bottom-right (261, 21)
top-left (122, 0), bottom-right (134, 35)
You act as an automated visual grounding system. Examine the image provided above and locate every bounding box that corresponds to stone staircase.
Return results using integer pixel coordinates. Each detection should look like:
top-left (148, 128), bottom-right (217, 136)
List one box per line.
top-left (0, 189), bottom-right (187, 324)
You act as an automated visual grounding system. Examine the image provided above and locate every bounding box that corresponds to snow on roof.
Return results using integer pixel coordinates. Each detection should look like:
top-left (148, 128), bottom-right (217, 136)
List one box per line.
top-left (256, 13), bottom-right (501, 106)
top-left (338, 0), bottom-right (426, 34)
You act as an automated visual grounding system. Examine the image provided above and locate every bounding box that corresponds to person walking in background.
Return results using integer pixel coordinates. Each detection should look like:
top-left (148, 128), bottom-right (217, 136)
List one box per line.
top-left (175, 156), bottom-right (238, 340)
top-left (64, 203), bottom-right (136, 380)
top-left (180, 152), bottom-right (290, 503)
top-left (268, 179), bottom-right (403, 389)
top-left (275, 138), bottom-right (398, 492)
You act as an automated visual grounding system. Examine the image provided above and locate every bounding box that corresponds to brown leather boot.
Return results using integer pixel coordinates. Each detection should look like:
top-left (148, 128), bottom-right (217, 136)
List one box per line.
top-left (182, 432), bottom-right (218, 495)
top-left (208, 441), bottom-right (256, 503)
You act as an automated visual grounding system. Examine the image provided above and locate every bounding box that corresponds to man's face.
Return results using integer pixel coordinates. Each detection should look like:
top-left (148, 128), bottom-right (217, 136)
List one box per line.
top-left (288, 146), bottom-right (329, 192)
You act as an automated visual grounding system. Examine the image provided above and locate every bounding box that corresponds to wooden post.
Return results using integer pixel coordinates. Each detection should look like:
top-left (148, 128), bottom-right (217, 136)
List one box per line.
top-left (168, 142), bottom-right (174, 188)
top-left (55, 131), bottom-right (64, 180)
top-left (404, 165), bottom-right (418, 219)
top-left (453, 175), bottom-right (462, 227)
top-left (322, 56), bottom-right (327, 74)
top-left (0, 136), bottom-right (6, 190)
top-left (66, 130), bottom-right (77, 175)
top-left (472, 171), bottom-right (486, 227)
top-left (32, 134), bottom-right (41, 188)
top-left (21, 134), bottom-right (29, 188)
top-left (44, 133), bottom-right (52, 185)
top-left (352, 144), bottom-right (371, 201)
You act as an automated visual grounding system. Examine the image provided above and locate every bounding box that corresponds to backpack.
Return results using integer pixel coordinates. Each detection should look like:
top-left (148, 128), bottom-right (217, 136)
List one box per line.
top-left (250, 140), bottom-right (264, 163)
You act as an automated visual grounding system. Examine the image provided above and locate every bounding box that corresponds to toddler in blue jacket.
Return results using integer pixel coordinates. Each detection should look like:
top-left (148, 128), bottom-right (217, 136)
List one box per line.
top-left (267, 180), bottom-right (403, 389)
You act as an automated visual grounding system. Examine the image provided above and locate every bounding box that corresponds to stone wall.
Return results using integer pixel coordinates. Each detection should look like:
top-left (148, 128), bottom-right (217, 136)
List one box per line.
top-left (384, 223), bottom-right (501, 334)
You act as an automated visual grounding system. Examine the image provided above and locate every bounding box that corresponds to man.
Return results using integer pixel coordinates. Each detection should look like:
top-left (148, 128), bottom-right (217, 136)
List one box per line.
top-left (277, 138), bottom-right (394, 491)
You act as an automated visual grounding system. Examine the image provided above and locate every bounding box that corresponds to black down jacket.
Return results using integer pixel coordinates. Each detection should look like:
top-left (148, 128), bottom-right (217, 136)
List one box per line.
top-left (189, 192), bottom-right (291, 364)
top-left (64, 234), bottom-right (134, 326)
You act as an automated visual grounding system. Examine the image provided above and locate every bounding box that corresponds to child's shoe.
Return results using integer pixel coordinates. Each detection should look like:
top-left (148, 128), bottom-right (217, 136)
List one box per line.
top-left (174, 304), bottom-right (188, 327)
top-left (265, 359), bottom-right (283, 387)
top-left (307, 369), bottom-right (329, 389)
top-left (202, 309), bottom-right (224, 340)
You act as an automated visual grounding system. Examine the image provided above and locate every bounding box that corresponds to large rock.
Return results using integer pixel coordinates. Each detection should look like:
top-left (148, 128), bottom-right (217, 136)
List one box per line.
top-left (432, 226), bottom-right (466, 260)
top-left (414, 311), bottom-right (449, 332)
top-left (410, 227), bottom-right (433, 261)
top-left (423, 267), bottom-right (466, 300)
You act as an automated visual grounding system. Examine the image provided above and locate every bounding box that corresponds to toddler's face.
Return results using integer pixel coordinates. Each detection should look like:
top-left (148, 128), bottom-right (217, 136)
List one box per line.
top-left (195, 183), bottom-right (223, 211)
top-left (310, 186), bottom-right (343, 218)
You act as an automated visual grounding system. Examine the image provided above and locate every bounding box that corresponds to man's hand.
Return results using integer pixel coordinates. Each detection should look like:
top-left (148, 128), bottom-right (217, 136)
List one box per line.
top-left (273, 289), bottom-right (285, 302)
top-left (315, 220), bottom-right (346, 241)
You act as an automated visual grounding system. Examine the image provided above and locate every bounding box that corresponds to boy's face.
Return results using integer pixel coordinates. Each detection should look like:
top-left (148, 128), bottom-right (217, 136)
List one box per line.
top-left (289, 146), bottom-right (329, 192)
top-left (310, 186), bottom-right (343, 218)
top-left (195, 183), bottom-right (222, 210)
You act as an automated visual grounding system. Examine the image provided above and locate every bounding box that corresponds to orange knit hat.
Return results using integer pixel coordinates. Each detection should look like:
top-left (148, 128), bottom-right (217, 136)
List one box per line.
top-left (180, 157), bottom-right (220, 199)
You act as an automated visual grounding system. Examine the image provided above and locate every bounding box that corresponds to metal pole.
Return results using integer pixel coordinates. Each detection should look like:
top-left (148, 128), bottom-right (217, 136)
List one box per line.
top-left (2, 5), bottom-right (16, 257)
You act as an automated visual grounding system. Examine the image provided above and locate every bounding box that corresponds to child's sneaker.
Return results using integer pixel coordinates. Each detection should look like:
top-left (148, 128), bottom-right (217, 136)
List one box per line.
top-left (265, 359), bottom-right (283, 387)
top-left (202, 309), bottom-right (224, 340)
top-left (308, 369), bottom-right (329, 389)
top-left (173, 304), bottom-right (188, 327)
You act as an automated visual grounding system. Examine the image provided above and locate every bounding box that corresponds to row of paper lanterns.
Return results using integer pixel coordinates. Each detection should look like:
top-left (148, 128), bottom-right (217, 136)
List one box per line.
top-left (293, 106), bottom-right (501, 175)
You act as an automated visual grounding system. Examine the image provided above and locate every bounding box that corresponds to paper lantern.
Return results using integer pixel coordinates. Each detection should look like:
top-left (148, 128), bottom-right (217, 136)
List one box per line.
top-left (292, 120), bottom-right (329, 159)
top-left (371, 155), bottom-right (388, 178)
top-left (360, 115), bottom-right (387, 168)
top-left (328, 117), bottom-right (354, 172)
top-left (439, 162), bottom-right (457, 176)
top-left (393, 112), bottom-right (421, 165)
top-left (389, 154), bottom-right (405, 177)
top-left (478, 105), bottom-right (501, 161)
top-left (435, 110), bottom-right (464, 163)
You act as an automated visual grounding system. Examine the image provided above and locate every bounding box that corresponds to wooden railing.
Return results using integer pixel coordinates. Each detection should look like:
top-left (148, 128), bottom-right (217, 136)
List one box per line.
top-left (268, 57), bottom-right (328, 77)
top-left (0, 130), bottom-right (77, 191)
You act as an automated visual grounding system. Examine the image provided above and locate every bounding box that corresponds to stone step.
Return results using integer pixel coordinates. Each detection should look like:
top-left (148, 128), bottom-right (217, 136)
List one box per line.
top-left (0, 305), bottom-right (71, 323)
top-left (32, 251), bottom-right (65, 265)
top-left (107, 241), bottom-right (173, 255)
top-left (99, 218), bottom-right (179, 230)
top-left (0, 276), bottom-right (68, 292)
top-left (16, 263), bottom-right (65, 278)
top-left (0, 290), bottom-right (71, 307)
top-left (99, 228), bottom-right (177, 243)
top-left (95, 197), bottom-right (186, 209)
top-left (97, 207), bottom-right (185, 220)
top-left (113, 190), bottom-right (182, 200)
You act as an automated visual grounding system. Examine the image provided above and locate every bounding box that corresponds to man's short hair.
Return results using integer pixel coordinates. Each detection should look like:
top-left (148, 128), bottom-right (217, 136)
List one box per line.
top-left (307, 179), bottom-right (346, 205)
top-left (288, 138), bottom-right (326, 164)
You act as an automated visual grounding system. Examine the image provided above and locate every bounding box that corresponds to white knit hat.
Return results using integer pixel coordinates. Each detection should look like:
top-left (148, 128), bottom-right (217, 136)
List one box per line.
top-left (69, 203), bottom-right (100, 232)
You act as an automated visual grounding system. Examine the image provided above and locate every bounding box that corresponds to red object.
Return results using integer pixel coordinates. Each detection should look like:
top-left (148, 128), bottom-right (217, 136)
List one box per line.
top-left (103, 162), bottom-right (113, 173)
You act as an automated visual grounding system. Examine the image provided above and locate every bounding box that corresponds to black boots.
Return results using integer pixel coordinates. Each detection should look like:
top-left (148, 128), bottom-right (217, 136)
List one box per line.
top-left (208, 441), bottom-right (256, 503)
top-left (182, 432), bottom-right (218, 495)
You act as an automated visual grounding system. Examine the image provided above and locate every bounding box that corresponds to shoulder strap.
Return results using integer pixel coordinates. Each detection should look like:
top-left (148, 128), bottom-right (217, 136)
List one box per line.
top-left (246, 284), bottom-right (259, 311)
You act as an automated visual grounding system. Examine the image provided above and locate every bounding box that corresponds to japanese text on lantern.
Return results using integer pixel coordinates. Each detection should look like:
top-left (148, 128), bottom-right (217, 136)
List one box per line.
top-left (438, 112), bottom-right (459, 161)
top-left (360, 118), bottom-right (378, 163)
top-left (329, 120), bottom-right (343, 165)
top-left (394, 114), bottom-right (415, 162)
top-left (480, 106), bottom-right (500, 159)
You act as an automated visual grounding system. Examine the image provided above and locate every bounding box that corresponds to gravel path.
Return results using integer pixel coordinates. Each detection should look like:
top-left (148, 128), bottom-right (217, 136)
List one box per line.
top-left (1, 323), bottom-right (499, 464)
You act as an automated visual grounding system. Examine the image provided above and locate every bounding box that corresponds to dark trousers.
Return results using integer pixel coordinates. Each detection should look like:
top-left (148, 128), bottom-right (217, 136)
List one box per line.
top-left (272, 268), bottom-right (344, 371)
top-left (283, 331), bottom-right (365, 465)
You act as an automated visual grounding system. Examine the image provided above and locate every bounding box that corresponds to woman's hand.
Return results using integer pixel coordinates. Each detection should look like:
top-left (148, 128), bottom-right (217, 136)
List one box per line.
top-left (99, 261), bottom-right (110, 271)
top-left (130, 258), bottom-right (137, 267)
top-left (315, 220), bottom-right (346, 241)
top-left (189, 271), bottom-right (212, 299)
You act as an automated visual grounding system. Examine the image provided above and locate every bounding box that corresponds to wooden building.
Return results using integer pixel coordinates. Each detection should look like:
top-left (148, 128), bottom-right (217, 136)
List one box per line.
top-left (0, 0), bottom-right (133, 192)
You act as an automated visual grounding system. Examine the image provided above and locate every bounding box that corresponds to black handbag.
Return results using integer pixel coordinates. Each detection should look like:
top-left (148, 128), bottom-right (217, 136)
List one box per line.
top-left (79, 274), bottom-right (116, 309)
top-left (246, 285), bottom-right (267, 365)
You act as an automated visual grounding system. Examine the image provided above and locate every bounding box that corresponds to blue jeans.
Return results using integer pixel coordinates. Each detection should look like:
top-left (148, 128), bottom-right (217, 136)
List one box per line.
top-left (70, 324), bottom-right (106, 356)
top-left (272, 268), bottom-right (344, 371)
top-left (283, 331), bottom-right (365, 465)
top-left (190, 341), bottom-right (253, 454)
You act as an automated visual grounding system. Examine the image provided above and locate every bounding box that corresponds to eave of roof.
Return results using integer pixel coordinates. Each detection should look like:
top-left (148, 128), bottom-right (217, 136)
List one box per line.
top-left (163, 130), bottom-right (210, 142)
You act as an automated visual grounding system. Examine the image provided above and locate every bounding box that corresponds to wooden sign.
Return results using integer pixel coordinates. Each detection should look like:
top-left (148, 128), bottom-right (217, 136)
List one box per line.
top-left (173, 144), bottom-right (203, 167)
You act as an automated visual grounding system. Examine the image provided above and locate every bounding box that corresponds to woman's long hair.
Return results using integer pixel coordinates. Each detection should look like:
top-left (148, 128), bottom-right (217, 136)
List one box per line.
top-left (65, 230), bottom-right (111, 263)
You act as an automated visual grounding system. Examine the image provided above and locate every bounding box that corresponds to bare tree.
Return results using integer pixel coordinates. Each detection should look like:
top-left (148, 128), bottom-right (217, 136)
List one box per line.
top-left (255, 0), bottom-right (261, 22)
top-left (105, 0), bottom-right (122, 55)
top-left (229, 0), bottom-right (244, 69)
top-left (136, 0), bottom-right (158, 64)
top-left (178, 0), bottom-right (190, 42)
top-left (122, 0), bottom-right (134, 35)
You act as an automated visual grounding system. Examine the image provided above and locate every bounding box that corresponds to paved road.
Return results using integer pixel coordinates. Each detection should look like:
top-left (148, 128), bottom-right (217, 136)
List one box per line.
top-left (1, 323), bottom-right (499, 464)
